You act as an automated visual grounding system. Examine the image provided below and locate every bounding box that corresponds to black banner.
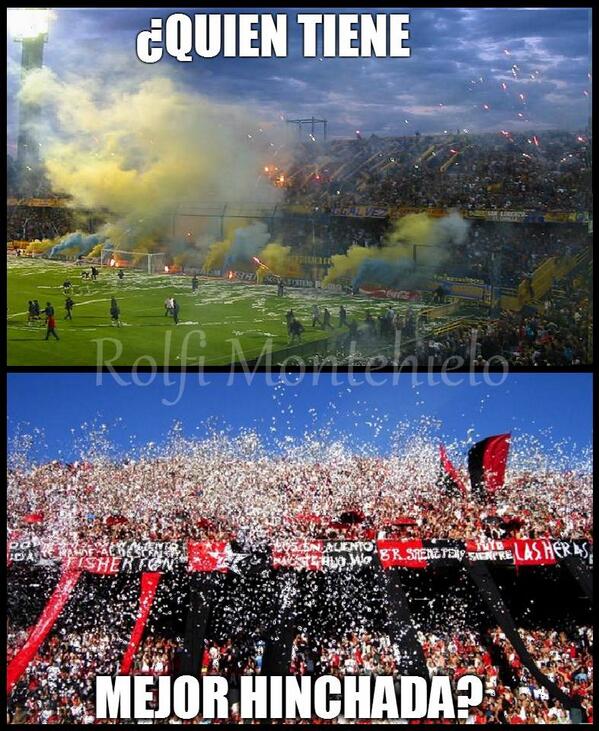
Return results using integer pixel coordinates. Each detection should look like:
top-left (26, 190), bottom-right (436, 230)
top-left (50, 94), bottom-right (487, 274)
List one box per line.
top-left (464, 559), bottom-right (578, 710)
top-left (8, 537), bottom-right (593, 571)
top-left (321, 540), bottom-right (377, 571)
top-left (468, 434), bottom-right (511, 501)
top-left (382, 566), bottom-right (429, 677)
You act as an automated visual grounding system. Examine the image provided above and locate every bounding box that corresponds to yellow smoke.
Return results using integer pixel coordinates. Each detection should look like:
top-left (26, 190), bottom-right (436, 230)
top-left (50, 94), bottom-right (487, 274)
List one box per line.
top-left (201, 219), bottom-right (256, 272)
top-left (386, 212), bottom-right (434, 246)
top-left (323, 245), bottom-right (375, 285)
top-left (203, 239), bottom-right (231, 272)
top-left (323, 213), bottom-right (459, 284)
top-left (24, 239), bottom-right (56, 255)
top-left (19, 67), bottom-right (281, 252)
top-left (257, 242), bottom-right (300, 278)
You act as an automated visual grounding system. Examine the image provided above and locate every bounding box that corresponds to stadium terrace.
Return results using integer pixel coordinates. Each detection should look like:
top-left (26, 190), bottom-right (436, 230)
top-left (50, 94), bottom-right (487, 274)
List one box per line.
top-left (7, 430), bottom-right (593, 724)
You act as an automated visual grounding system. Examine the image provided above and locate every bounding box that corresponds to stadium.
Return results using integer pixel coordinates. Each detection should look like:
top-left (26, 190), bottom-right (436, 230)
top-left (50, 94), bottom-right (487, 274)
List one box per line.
top-left (6, 8), bottom-right (593, 367)
top-left (4, 7), bottom-right (594, 726)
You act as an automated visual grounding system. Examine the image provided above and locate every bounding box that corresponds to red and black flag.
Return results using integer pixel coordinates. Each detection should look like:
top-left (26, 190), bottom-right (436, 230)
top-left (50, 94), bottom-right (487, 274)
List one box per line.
top-left (468, 434), bottom-right (511, 501)
top-left (437, 444), bottom-right (467, 497)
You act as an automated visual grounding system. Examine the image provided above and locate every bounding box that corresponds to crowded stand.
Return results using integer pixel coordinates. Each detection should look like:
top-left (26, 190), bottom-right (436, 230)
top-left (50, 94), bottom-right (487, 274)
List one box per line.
top-left (272, 215), bottom-right (589, 288)
top-left (7, 573), bottom-right (137, 724)
top-left (7, 125), bottom-right (592, 369)
top-left (282, 130), bottom-right (591, 212)
top-left (489, 627), bottom-right (594, 723)
top-left (6, 426), bottom-right (593, 724)
top-left (7, 607), bottom-right (593, 723)
top-left (289, 626), bottom-right (593, 723)
top-left (407, 293), bottom-right (592, 367)
top-left (6, 450), bottom-right (593, 546)
top-left (202, 633), bottom-right (264, 677)
top-left (6, 205), bottom-right (74, 243)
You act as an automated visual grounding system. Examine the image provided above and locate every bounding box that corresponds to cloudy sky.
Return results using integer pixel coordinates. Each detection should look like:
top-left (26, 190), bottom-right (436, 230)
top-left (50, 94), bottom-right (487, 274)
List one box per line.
top-left (6, 6), bottom-right (592, 152)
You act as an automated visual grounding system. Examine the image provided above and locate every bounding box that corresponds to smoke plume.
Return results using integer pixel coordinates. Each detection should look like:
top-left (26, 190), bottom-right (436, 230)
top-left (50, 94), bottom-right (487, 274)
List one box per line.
top-left (258, 242), bottom-right (300, 278)
top-left (19, 66), bottom-right (282, 257)
top-left (222, 222), bottom-right (271, 271)
top-left (48, 231), bottom-right (106, 258)
top-left (324, 211), bottom-right (470, 288)
top-left (352, 258), bottom-right (427, 290)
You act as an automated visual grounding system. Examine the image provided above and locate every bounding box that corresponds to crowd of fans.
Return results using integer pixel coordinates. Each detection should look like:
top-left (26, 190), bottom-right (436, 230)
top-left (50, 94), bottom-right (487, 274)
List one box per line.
top-left (286, 625), bottom-right (592, 723)
top-left (455, 223), bottom-right (588, 285)
top-left (409, 301), bottom-right (591, 368)
top-left (290, 629), bottom-right (400, 677)
top-left (7, 627), bottom-right (123, 724)
top-left (6, 437), bottom-right (592, 723)
top-left (283, 130), bottom-right (591, 213)
top-left (6, 625), bottom-right (179, 724)
top-left (202, 634), bottom-right (264, 677)
top-left (7, 437), bottom-right (592, 551)
top-left (133, 635), bottom-right (178, 677)
top-left (6, 205), bottom-right (76, 243)
top-left (489, 627), bottom-right (593, 723)
top-left (7, 614), bottom-right (593, 724)
top-left (7, 440), bottom-right (590, 724)
top-left (271, 212), bottom-right (589, 287)
top-left (312, 255), bottom-right (591, 368)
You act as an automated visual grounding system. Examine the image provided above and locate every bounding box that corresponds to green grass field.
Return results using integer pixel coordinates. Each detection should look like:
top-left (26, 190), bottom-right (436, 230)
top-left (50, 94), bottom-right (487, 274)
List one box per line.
top-left (7, 258), bottom-right (429, 366)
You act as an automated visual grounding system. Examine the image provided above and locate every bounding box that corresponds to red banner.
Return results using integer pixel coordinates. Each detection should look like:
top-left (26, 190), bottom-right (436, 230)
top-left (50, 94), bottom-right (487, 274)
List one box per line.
top-left (6, 567), bottom-right (82, 694)
top-left (512, 539), bottom-right (557, 566)
top-left (439, 444), bottom-right (468, 496)
top-left (466, 539), bottom-right (514, 562)
top-left (187, 540), bottom-right (230, 572)
top-left (120, 572), bottom-right (162, 674)
top-left (377, 539), bottom-right (428, 568)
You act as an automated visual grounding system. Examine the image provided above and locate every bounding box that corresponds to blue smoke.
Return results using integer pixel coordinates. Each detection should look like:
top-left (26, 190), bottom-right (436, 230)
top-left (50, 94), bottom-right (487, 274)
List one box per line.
top-left (222, 222), bottom-right (271, 272)
top-left (48, 231), bottom-right (107, 258)
top-left (352, 258), bottom-right (426, 290)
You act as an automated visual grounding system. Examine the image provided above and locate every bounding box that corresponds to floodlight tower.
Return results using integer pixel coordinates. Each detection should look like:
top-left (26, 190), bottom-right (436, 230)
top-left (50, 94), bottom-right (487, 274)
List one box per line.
top-left (286, 117), bottom-right (328, 142)
top-left (9, 8), bottom-right (50, 174)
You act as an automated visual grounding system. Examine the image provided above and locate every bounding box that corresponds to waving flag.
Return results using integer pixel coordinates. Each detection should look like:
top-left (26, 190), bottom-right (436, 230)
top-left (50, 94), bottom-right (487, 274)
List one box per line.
top-left (468, 434), bottom-right (511, 501)
top-left (437, 444), bottom-right (468, 497)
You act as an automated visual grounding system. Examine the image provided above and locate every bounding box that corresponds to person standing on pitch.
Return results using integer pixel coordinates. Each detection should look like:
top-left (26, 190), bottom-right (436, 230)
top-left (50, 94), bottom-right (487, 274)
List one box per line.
top-left (192, 275), bottom-right (199, 292)
top-left (110, 297), bottom-right (122, 327)
top-left (285, 309), bottom-right (294, 336)
top-left (172, 298), bottom-right (180, 325)
top-left (339, 305), bottom-right (348, 328)
top-left (45, 312), bottom-right (59, 341)
top-left (289, 317), bottom-right (305, 344)
top-left (65, 296), bottom-right (74, 320)
top-left (312, 304), bottom-right (321, 327)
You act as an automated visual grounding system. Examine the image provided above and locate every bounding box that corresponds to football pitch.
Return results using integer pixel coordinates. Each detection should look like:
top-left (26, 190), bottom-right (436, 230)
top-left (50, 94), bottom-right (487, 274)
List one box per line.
top-left (7, 258), bottom-right (429, 366)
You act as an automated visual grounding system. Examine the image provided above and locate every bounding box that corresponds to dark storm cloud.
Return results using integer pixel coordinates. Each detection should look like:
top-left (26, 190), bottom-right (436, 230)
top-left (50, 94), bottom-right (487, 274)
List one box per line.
top-left (6, 6), bottom-right (591, 151)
